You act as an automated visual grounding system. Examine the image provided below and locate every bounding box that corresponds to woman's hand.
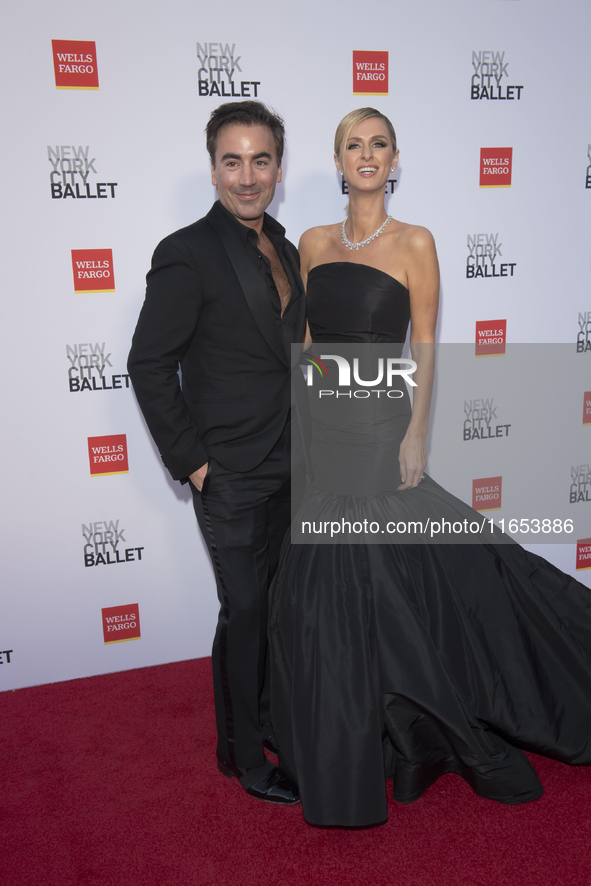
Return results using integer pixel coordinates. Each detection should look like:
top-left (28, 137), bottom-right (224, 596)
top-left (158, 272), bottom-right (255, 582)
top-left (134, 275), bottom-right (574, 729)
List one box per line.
top-left (398, 432), bottom-right (427, 490)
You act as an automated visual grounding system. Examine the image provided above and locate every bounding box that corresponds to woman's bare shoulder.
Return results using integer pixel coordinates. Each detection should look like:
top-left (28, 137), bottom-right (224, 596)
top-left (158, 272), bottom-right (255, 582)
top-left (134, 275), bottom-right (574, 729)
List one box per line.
top-left (395, 222), bottom-right (436, 253)
top-left (299, 223), bottom-right (340, 252)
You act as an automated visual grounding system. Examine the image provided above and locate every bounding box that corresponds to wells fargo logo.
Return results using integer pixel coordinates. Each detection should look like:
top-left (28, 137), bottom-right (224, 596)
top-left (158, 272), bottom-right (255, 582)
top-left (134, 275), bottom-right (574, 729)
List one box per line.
top-left (52, 40), bottom-right (99, 90)
top-left (584, 392), bottom-right (591, 425)
top-left (475, 319), bottom-right (506, 357)
top-left (473, 476), bottom-right (502, 511)
top-left (71, 249), bottom-right (114, 293)
top-left (353, 51), bottom-right (388, 96)
top-left (576, 539), bottom-right (591, 571)
top-left (101, 604), bottom-right (141, 644)
top-left (88, 434), bottom-right (129, 477)
top-left (480, 148), bottom-right (512, 188)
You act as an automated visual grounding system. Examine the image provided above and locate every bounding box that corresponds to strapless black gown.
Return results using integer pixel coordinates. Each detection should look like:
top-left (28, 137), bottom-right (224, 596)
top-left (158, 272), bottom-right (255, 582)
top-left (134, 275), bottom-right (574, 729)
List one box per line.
top-left (268, 263), bottom-right (591, 827)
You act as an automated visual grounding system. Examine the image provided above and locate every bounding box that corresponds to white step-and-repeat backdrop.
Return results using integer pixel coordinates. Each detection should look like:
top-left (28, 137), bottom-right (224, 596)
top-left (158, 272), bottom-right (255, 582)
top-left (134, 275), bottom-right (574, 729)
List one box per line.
top-left (1, 0), bottom-right (590, 690)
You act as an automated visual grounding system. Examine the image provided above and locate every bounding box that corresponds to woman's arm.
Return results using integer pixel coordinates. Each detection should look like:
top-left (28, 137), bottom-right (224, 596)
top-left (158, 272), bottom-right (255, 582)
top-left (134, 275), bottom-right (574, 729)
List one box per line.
top-left (398, 226), bottom-right (440, 490)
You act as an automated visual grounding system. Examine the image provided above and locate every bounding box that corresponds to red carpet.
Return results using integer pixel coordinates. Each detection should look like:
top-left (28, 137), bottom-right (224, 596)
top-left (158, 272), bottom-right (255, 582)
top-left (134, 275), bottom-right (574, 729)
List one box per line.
top-left (1, 658), bottom-right (590, 886)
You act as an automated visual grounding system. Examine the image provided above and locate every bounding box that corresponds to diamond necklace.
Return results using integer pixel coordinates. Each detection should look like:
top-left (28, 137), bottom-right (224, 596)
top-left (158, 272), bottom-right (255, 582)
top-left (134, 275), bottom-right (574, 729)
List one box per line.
top-left (341, 215), bottom-right (393, 251)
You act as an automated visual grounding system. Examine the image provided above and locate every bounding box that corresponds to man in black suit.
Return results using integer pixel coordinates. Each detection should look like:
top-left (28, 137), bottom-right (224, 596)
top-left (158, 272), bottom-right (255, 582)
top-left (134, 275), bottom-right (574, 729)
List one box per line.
top-left (128, 102), bottom-right (305, 805)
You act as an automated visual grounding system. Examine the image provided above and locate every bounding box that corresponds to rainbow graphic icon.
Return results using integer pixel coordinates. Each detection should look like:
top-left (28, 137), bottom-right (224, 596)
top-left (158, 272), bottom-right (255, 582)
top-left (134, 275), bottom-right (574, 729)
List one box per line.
top-left (302, 354), bottom-right (328, 386)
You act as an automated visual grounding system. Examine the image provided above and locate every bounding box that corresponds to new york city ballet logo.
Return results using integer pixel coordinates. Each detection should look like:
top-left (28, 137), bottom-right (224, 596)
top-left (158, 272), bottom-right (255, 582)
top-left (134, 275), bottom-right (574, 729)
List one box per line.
top-left (578, 311), bottom-right (591, 353)
top-left (67, 342), bottom-right (130, 393)
top-left (87, 434), bottom-right (129, 477)
top-left (353, 51), bottom-right (388, 96)
top-left (52, 40), bottom-right (99, 90)
top-left (48, 145), bottom-right (118, 200)
top-left (0, 649), bottom-right (13, 665)
top-left (570, 464), bottom-right (591, 504)
top-left (475, 320), bottom-right (506, 357)
top-left (197, 42), bottom-right (260, 98)
top-left (584, 392), bottom-right (591, 426)
top-left (101, 604), bottom-right (141, 645)
top-left (466, 233), bottom-right (516, 279)
top-left (577, 538), bottom-right (591, 570)
top-left (480, 148), bottom-right (512, 188)
top-left (472, 476), bottom-right (502, 511)
top-left (71, 249), bottom-right (114, 293)
top-left (342, 177), bottom-right (396, 197)
top-left (303, 353), bottom-right (416, 399)
top-left (83, 520), bottom-right (144, 568)
top-left (463, 398), bottom-right (511, 442)
top-left (470, 51), bottom-right (523, 101)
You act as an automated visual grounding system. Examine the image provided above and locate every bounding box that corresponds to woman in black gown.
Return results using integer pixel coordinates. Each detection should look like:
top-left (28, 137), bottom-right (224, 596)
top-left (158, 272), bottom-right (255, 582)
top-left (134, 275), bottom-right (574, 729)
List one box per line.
top-left (268, 108), bottom-right (591, 827)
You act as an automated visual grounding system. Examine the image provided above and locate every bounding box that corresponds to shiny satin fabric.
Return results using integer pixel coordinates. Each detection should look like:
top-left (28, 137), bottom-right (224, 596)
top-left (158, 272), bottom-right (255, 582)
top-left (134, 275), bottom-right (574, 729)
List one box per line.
top-left (269, 263), bottom-right (591, 827)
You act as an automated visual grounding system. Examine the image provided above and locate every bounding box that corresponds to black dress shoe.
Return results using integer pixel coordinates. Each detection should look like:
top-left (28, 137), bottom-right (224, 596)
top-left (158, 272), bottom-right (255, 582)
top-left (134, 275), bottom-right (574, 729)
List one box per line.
top-left (216, 752), bottom-right (300, 806)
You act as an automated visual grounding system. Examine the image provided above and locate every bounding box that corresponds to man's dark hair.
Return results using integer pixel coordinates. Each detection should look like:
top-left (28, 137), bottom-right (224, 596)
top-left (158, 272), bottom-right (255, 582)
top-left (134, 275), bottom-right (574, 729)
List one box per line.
top-left (206, 101), bottom-right (285, 165)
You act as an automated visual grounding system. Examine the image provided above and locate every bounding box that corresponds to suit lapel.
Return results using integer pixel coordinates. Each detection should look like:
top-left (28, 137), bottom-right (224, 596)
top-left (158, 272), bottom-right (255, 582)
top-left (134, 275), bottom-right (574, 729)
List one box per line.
top-left (208, 205), bottom-right (288, 367)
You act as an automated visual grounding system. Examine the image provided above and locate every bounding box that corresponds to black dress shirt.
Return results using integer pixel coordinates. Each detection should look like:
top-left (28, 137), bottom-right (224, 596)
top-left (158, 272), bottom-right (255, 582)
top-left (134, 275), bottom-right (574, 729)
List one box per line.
top-left (216, 203), bottom-right (300, 349)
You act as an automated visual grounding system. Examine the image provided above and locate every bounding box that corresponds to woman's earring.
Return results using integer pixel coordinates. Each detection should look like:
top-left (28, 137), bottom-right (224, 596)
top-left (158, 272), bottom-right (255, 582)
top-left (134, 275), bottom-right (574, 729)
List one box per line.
top-left (339, 170), bottom-right (343, 176)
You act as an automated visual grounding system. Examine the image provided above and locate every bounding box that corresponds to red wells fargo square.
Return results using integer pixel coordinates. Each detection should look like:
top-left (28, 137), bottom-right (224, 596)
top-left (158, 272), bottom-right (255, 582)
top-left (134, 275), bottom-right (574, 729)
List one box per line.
top-left (583, 392), bottom-right (591, 426)
top-left (480, 147), bottom-right (512, 188)
top-left (576, 539), bottom-right (591, 571)
top-left (475, 319), bottom-right (506, 357)
top-left (71, 249), bottom-right (115, 293)
top-left (102, 604), bottom-right (141, 644)
top-left (52, 40), bottom-right (99, 90)
top-left (353, 51), bottom-right (388, 95)
top-left (88, 434), bottom-right (129, 477)
top-left (472, 476), bottom-right (502, 511)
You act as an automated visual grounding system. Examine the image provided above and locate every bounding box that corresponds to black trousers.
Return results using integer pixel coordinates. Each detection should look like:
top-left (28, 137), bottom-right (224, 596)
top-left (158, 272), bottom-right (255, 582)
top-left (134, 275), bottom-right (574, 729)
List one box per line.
top-left (191, 424), bottom-right (291, 771)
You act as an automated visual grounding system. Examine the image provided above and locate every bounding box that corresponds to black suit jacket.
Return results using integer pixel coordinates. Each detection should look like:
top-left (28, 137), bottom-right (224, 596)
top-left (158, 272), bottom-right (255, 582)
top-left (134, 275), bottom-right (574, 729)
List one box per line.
top-left (128, 201), bottom-right (306, 479)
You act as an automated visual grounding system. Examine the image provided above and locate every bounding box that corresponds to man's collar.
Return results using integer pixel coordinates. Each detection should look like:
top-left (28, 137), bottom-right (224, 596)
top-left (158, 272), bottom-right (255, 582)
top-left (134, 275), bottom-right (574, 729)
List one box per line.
top-left (211, 199), bottom-right (285, 244)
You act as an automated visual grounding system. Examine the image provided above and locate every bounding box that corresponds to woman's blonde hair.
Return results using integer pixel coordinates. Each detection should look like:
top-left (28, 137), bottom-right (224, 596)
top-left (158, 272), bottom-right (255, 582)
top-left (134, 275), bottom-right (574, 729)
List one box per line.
top-left (334, 107), bottom-right (397, 157)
